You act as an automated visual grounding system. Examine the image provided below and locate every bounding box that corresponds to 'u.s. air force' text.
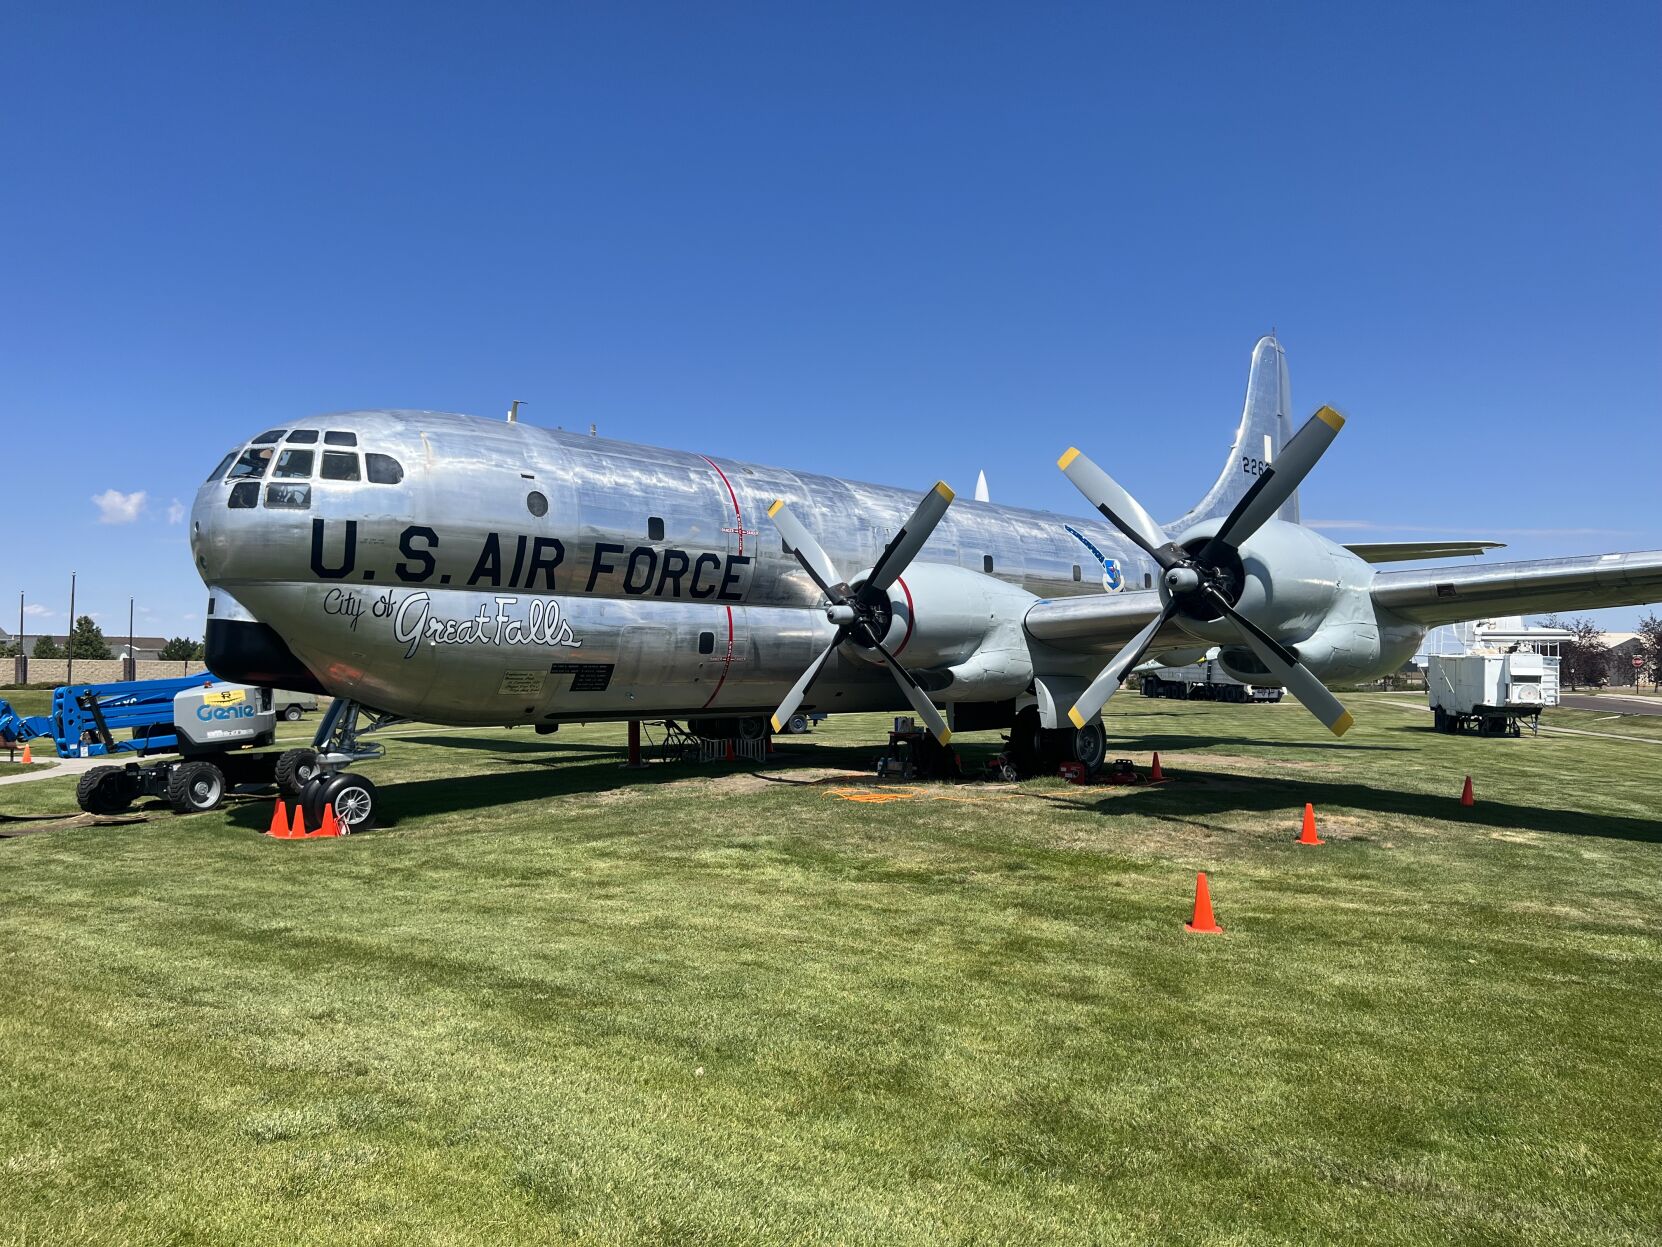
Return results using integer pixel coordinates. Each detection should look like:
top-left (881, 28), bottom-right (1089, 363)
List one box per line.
top-left (309, 520), bottom-right (753, 601)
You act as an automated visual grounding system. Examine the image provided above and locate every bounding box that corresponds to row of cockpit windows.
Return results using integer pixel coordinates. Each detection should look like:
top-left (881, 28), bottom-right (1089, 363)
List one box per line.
top-left (207, 429), bottom-right (404, 511)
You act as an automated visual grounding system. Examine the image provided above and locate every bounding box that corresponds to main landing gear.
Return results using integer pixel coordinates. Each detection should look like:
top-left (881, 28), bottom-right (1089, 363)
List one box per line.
top-left (1004, 706), bottom-right (1107, 779)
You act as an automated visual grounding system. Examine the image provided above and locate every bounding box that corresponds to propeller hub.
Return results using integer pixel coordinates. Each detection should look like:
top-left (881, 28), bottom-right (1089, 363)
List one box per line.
top-left (826, 603), bottom-right (857, 626)
top-left (1164, 567), bottom-right (1201, 594)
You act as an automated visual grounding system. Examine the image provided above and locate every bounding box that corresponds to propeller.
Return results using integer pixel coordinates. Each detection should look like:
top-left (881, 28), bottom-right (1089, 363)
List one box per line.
top-left (767, 482), bottom-right (957, 744)
top-left (1057, 405), bottom-right (1354, 737)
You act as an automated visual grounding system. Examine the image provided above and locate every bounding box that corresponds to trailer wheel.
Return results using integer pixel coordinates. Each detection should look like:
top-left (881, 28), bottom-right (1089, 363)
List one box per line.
top-left (274, 748), bottom-right (322, 796)
top-left (308, 772), bottom-right (378, 833)
top-left (282, 705), bottom-right (304, 722)
top-left (786, 713), bottom-right (809, 735)
top-left (76, 765), bottom-right (134, 815)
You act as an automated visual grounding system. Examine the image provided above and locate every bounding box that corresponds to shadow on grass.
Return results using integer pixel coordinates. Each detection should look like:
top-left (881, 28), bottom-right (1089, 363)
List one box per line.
top-left (1102, 772), bottom-right (1662, 844)
top-left (1106, 732), bottom-right (1410, 753)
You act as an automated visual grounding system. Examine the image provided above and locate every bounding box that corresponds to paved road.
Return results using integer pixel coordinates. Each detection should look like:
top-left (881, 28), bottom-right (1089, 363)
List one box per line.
top-left (1560, 694), bottom-right (1662, 717)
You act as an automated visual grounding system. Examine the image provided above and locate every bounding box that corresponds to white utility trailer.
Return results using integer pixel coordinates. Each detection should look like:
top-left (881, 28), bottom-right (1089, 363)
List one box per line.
top-left (1139, 657), bottom-right (1283, 703)
top-left (1427, 650), bottom-right (1548, 736)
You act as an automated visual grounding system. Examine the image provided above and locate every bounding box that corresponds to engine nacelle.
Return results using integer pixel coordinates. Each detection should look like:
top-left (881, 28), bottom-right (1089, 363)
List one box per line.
top-left (855, 562), bottom-right (1037, 700)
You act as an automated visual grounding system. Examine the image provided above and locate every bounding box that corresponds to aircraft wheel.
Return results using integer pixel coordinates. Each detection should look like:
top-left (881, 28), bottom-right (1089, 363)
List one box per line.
top-left (1067, 722), bottom-right (1108, 775)
top-left (1006, 706), bottom-right (1047, 778)
top-left (275, 748), bottom-right (322, 796)
top-left (737, 716), bottom-right (768, 742)
top-left (167, 761), bottom-right (226, 813)
top-left (76, 765), bottom-right (134, 815)
top-left (308, 771), bottom-right (378, 833)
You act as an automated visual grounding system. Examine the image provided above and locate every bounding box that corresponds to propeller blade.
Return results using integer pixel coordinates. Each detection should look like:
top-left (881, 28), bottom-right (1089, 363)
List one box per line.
top-left (770, 637), bottom-right (840, 735)
top-left (863, 481), bottom-right (955, 597)
top-left (768, 499), bottom-right (852, 601)
top-left (1066, 600), bottom-right (1179, 728)
top-left (870, 638), bottom-right (951, 744)
top-left (1204, 589), bottom-right (1354, 737)
top-left (1200, 406), bottom-right (1345, 562)
top-left (1057, 448), bottom-right (1180, 569)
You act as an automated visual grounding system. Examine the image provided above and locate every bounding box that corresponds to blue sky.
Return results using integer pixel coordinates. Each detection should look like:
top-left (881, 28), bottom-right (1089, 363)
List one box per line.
top-left (4, 1), bottom-right (1659, 642)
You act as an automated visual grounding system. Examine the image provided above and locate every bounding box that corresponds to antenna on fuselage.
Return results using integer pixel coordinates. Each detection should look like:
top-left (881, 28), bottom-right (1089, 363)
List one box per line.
top-left (506, 400), bottom-right (525, 423)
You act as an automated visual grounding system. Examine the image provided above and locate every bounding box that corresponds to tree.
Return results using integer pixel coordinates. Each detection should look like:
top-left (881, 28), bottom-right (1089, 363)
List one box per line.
top-left (0, 638), bottom-right (15, 658)
top-left (32, 634), bottom-right (62, 658)
top-left (159, 636), bottom-right (200, 661)
top-left (1637, 613), bottom-right (1662, 690)
top-left (68, 615), bottom-right (111, 660)
top-left (1547, 615), bottom-right (1609, 690)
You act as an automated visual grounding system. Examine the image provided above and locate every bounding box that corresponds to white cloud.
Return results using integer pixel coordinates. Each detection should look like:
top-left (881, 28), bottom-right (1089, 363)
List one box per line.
top-left (1306, 520), bottom-right (1634, 538)
top-left (23, 603), bottom-right (52, 618)
top-left (166, 498), bottom-right (186, 524)
top-left (93, 488), bottom-right (148, 524)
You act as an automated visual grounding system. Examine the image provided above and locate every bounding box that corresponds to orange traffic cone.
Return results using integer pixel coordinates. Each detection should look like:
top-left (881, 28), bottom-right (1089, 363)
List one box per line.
top-left (1298, 802), bottom-right (1324, 845)
top-left (20, 743), bottom-right (33, 764)
top-left (268, 799), bottom-right (289, 837)
top-left (1185, 872), bottom-right (1223, 934)
top-left (290, 805), bottom-right (308, 838)
top-left (1150, 752), bottom-right (1165, 783)
top-left (725, 739), bottom-right (736, 762)
top-left (1460, 775), bottom-right (1475, 807)
top-left (318, 803), bottom-right (341, 837)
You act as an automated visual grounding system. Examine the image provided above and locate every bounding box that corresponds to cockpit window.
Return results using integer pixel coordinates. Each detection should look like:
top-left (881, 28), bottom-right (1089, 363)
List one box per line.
top-left (207, 452), bottom-right (236, 482)
top-left (320, 451), bottom-right (360, 481)
top-left (228, 481), bottom-right (260, 508)
top-left (265, 483), bottom-right (311, 510)
top-left (251, 429), bottom-right (286, 445)
top-left (227, 446), bottom-right (274, 479)
top-left (365, 453), bottom-right (403, 484)
top-left (286, 429), bottom-right (319, 444)
top-left (273, 448), bottom-right (314, 479)
top-left (324, 431), bottom-right (358, 447)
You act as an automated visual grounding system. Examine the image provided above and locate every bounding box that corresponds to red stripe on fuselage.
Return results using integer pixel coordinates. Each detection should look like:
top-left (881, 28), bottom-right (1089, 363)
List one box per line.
top-left (699, 604), bottom-right (735, 710)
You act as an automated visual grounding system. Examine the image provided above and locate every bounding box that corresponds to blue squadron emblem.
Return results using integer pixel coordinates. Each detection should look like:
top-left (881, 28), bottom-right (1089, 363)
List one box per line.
top-left (1065, 525), bottom-right (1125, 594)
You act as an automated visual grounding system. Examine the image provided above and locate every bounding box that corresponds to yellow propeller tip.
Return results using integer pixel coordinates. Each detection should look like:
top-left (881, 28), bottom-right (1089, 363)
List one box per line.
top-left (934, 481), bottom-right (955, 502)
top-left (1332, 711), bottom-right (1355, 737)
top-left (939, 729), bottom-right (953, 745)
top-left (770, 716), bottom-right (784, 733)
top-left (1316, 406), bottom-right (1346, 431)
top-left (767, 499), bottom-right (784, 517)
top-left (1067, 707), bottom-right (1087, 729)
top-left (1057, 447), bottom-right (1081, 470)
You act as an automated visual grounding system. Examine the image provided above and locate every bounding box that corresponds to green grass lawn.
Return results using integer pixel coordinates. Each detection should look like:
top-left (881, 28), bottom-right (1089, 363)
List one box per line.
top-left (2, 694), bottom-right (1661, 1244)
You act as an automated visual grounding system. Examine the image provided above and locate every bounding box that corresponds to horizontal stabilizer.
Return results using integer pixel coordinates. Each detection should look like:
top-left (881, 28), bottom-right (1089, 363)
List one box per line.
top-left (1344, 540), bottom-right (1505, 564)
top-left (1371, 548), bottom-right (1662, 625)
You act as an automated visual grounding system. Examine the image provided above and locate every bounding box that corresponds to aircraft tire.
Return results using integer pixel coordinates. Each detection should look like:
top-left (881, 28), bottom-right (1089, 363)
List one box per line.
top-left (1006, 706), bottom-right (1047, 778)
top-left (167, 761), bottom-right (226, 814)
top-left (275, 748), bottom-right (322, 796)
top-left (309, 771), bottom-right (378, 833)
top-left (76, 765), bottom-right (134, 815)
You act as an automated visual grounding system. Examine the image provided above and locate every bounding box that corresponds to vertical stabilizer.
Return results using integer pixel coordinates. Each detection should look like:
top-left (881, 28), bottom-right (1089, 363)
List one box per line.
top-left (1168, 335), bottom-right (1297, 532)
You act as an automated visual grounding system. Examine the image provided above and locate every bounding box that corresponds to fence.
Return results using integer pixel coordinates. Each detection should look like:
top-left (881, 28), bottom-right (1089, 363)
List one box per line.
top-left (9, 657), bottom-right (210, 686)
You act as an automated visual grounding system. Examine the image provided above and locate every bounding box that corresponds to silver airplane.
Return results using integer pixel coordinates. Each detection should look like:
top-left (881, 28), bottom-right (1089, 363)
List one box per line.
top-left (190, 336), bottom-right (1662, 828)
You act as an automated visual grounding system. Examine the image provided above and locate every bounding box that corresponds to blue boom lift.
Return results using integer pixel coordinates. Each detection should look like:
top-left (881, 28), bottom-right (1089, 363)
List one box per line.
top-left (1, 676), bottom-right (320, 814)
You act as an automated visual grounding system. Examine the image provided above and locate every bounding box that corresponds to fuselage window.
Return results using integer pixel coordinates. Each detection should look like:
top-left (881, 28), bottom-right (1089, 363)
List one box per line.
top-left (228, 446), bottom-right (274, 479)
top-left (286, 429), bottom-right (319, 444)
top-left (1072, 564), bottom-right (1082, 582)
top-left (366, 453), bottom-right (404, 484)
top-left (320, 451), bottom-right (361, 481)
top-left (273, 449), bottom-right (314, 479)
top-left (527, 490), bottom-right (548, 517)
top-left (324, 431), bottom-right (358, 447)
top-left (228, 481), bottom-right (260, 508)
top-left (207, 452), bottom-right (236, 482)
top-left (265, 483), bottom-right (312, 510)
top-left (697, 631), bottom-right (715, 655)
top-left (983, 555), bottom-right (994, 574)
top-left (250, 429), bottom-right (286, 445)
top-left (648, 516), bottom-right (665, 541)
top-left (1143, 572), bottom-right (1152, 589)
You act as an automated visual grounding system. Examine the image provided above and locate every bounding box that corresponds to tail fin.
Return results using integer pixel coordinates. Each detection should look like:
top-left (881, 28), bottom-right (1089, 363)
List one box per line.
top-left (1168, 334), bottom-right (1297, 532)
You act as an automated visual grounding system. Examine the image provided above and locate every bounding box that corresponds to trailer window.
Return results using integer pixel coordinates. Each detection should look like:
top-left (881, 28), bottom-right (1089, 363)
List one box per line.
top-left (227, 446), bottom-right (274, 479)
top-left (324, 431), bottom-right (358, 447)
top-left (285, 429), bottom-right (319, 444)
top-left (320, 451), bottom-right (360, 481)
top-left (228, 481), bottom-right (260, 508)
top-left (250, 429), bottom-right (286, 445)
top-left (265, 483), bottom-right (312, 510)
top-left (273, 449), bottom-right (314, 479)
top-left (207, 452), bottom-right (236, 482)
top-left (365, 453), bottom-right (403, 484)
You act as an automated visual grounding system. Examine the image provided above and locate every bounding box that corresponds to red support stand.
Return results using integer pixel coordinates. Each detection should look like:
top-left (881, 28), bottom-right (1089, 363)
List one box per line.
top-left (623, 719), bottom-right (648, 769)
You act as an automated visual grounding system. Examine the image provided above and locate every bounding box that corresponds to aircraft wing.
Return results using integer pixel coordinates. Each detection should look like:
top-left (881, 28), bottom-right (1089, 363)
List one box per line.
top-left (1023, 590), bottom-right (1184, 656)
top-left (1344, 540), bottom-right (1504, 564)
top-left (1370, 549), bottom-right (1662, 626)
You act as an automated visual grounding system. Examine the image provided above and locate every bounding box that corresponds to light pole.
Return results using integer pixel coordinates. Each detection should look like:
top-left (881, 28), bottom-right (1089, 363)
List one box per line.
top-left (66, 571), bottom-right (77, 687)
top-left (128, 597), bottom-right (136, 681)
